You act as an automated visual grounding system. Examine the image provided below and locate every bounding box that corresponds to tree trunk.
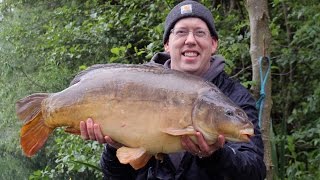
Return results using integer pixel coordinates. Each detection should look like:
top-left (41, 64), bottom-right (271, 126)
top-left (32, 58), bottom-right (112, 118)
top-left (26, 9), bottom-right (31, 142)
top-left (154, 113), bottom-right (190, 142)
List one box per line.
top-left (245, 0), bottom-right (273, 179)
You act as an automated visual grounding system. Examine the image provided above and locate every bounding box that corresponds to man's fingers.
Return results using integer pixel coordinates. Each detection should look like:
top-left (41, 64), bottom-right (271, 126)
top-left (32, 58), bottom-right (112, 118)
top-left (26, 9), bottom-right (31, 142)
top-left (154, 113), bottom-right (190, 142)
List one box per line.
top-left (80, 118), bottom-right (112, 145)
top-left (80, 121), bottom-right (89, 140)
top-left (181, 136), bottom-right (201, 155)
top-left (104, 136), bottom-right (123, 149)
top-left (86, 118), bottom-right (96, 140)
top-left (185, 133), bottom-right (226, 158)
top-left (94, 123), bottom-right (106, 144)
top-left (195, 132), bottom-right (214, 157)
top-left (181, 136), bottom-right (188, 150)
top-left (195, 132), bottom-right (211, 153)
top-left (217, 135), bottom-right (225, 148)
top-left (207, 135), bottom-right (225, 154)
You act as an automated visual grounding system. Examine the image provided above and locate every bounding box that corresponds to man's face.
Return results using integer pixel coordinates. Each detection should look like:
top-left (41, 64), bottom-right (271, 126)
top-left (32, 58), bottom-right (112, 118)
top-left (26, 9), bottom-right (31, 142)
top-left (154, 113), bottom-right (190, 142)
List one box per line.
top-left (164, 18), bottom-right (218, 76)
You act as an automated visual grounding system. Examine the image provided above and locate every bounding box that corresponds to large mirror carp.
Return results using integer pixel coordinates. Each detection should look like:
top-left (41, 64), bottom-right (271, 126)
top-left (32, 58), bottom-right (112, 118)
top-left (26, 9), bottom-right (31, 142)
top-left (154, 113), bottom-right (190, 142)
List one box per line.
top-left (16, 63), bottom-right (254, 170)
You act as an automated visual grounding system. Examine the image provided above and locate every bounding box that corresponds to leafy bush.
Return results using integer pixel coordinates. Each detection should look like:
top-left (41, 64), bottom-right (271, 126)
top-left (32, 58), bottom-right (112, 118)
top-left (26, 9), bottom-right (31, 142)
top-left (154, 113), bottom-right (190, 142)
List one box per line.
top-left (1, 0), bottom-right (320, 179)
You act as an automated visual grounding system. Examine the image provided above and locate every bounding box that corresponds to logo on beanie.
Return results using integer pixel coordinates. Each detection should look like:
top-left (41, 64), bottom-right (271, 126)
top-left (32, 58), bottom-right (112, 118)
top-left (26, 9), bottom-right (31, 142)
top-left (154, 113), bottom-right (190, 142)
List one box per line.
top-left (181, 4), bottom-right (192, 14)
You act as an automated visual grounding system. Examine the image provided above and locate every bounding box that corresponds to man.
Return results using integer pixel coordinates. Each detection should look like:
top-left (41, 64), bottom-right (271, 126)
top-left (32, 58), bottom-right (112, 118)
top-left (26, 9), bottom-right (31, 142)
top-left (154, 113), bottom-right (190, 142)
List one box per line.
top-left (80, 0), bottom-right (266, 179)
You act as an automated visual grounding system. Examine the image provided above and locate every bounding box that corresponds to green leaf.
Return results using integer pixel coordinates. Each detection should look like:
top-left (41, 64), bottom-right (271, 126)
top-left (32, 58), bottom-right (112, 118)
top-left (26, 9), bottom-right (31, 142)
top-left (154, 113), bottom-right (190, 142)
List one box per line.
top-left (111, 47), bottom-right (120, 56)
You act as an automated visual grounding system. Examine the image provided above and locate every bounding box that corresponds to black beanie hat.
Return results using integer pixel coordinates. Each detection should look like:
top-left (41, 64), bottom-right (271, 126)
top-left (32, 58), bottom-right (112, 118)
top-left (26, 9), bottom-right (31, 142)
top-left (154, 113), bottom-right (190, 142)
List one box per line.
top-left (163, 0), bottom-right (218, 44)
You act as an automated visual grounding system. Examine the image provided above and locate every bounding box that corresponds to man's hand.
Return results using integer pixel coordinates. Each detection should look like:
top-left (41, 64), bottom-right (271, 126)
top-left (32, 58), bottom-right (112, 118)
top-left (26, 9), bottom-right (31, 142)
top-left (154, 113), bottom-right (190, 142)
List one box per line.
top-left (80, 118), bottom-right (123, 149)
top-left (181, 132), bottom-right (225, 158)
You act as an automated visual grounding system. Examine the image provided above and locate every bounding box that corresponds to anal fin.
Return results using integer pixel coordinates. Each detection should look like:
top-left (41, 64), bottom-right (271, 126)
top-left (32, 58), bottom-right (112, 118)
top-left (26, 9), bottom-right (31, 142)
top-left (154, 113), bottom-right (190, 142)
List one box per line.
top-left (116, 147), bottom-right (152, 170)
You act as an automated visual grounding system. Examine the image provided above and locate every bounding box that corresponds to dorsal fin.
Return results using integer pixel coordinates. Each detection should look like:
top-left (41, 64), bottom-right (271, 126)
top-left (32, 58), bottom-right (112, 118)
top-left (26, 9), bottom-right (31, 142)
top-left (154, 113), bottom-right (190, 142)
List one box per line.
top-left (69, 63), bottom-right (166, 86)
top-left (69, 64), bottom-right (120, 86)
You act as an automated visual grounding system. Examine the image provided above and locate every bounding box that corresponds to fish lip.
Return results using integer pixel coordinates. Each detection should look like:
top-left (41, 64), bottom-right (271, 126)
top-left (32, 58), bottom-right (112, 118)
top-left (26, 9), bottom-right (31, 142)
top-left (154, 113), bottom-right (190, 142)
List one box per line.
top-left (240, 134), bottom-right (252, 142)
top-left (239, 128), bottom-right (254, 142)
top-left (240, 128), bottom-right (254, 135)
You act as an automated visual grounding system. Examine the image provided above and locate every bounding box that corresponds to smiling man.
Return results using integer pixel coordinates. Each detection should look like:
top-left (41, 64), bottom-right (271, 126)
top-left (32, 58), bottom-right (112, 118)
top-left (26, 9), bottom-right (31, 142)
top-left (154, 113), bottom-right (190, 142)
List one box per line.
top-left (80, 0), bottom-right (266, 179)
top-left (164, 17), bottom-right (217, 76)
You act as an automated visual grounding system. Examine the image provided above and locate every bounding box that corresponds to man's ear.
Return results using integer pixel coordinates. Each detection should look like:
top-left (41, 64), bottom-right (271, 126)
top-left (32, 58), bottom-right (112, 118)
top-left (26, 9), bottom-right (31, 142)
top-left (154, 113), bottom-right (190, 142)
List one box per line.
top-left (164, 42), bottom-right (169, 52)
top-left (211, 38), bottom-right (218, 54)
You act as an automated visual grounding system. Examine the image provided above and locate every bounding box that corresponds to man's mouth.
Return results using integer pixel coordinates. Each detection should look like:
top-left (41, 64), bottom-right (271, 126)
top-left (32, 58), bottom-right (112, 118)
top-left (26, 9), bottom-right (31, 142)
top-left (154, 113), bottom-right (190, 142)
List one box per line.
top-left (182, 51), bottom-right (199, 57)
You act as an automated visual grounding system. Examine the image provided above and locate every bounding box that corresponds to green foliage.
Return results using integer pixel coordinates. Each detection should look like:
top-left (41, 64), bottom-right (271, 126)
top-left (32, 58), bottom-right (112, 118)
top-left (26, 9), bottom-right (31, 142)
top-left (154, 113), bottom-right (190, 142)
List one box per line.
top-left (29, 129), bottom-right (103, 179)
top-left (0, 0), bottom-right (169, 178)
top-left (1, 0), bottom-right (320, 179)
top-left (270, 1), bottom-right (320, 179)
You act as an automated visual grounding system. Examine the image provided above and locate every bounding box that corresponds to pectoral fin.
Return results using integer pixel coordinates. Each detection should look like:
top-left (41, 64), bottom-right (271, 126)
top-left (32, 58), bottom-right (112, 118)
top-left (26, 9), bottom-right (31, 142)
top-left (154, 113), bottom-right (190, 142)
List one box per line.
top-left (161, 126), bottom-right (196, 136)
top-left (116, 147), bottom-right (152, 170)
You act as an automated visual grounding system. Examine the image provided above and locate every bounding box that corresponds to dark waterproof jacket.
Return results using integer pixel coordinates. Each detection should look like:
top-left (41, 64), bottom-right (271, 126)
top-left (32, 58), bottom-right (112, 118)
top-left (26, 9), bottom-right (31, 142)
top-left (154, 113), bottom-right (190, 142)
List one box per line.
top-left (100, 53), bottom-right (266, 180)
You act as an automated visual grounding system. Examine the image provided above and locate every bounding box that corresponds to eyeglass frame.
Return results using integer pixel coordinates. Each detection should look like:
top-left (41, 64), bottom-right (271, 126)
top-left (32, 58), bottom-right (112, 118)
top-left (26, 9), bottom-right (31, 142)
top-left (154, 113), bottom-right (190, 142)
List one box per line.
top-left (170, 28), bottom-right (212, 39)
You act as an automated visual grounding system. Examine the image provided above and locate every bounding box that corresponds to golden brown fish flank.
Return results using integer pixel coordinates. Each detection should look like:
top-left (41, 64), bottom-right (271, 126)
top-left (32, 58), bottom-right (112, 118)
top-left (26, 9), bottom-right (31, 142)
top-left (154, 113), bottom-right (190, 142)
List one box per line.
top-left (16, 63), bottom-right (254, 170)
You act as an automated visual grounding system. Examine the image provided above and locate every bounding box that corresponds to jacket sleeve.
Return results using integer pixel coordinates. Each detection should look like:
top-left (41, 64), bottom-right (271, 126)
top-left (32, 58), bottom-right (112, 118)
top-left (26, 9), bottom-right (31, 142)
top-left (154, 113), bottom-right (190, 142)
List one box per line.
top-left (204, 72), bottom-right (266, 180)
top-left (100, 144), bottom-right (136, 179)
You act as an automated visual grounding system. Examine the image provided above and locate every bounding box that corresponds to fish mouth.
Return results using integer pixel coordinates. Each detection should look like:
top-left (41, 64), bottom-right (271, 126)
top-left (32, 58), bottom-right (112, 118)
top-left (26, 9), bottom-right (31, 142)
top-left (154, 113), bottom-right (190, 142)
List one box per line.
top-left (239, 128), bottom-right (254, 142)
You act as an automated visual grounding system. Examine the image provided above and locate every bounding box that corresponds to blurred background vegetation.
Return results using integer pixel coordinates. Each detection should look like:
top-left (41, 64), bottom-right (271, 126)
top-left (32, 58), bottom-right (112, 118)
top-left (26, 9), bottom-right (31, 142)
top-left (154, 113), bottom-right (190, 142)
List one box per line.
top-left (0, 0), bottom-right (319, 179)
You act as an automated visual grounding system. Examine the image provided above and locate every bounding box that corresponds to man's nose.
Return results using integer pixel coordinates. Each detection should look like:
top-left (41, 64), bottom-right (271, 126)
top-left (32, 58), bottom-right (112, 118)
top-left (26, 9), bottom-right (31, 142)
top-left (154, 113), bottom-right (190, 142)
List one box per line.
top-left (184, 32), bottom-right (197, 45)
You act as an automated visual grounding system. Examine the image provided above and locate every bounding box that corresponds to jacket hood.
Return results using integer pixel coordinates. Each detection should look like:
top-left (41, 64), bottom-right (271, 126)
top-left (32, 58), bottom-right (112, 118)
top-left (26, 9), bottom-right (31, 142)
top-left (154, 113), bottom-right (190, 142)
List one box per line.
top-left (150, 52), bottom-right (225, 81)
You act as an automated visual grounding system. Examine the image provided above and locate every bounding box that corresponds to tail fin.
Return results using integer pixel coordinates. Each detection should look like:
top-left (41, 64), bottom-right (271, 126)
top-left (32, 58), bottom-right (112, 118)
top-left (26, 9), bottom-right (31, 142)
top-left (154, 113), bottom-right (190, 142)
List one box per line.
top-left (16, 93), bottom-right (54, 157)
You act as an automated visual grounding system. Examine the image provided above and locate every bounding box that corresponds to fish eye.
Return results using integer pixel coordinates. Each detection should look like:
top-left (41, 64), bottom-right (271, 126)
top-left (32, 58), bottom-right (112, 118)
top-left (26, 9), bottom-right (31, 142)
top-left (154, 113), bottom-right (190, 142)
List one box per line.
top-left (225, 110), bottom-right (234, 116)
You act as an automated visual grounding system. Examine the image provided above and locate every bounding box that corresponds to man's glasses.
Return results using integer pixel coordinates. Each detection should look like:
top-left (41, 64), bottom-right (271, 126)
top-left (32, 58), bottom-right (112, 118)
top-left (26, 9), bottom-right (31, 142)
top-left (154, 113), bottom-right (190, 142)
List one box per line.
top-left (170, 28), bottom-right (211, 39)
